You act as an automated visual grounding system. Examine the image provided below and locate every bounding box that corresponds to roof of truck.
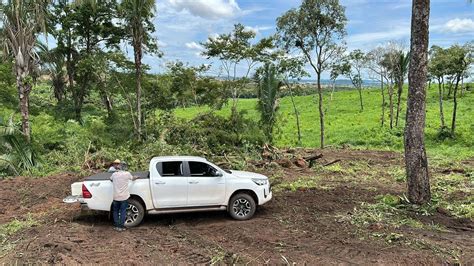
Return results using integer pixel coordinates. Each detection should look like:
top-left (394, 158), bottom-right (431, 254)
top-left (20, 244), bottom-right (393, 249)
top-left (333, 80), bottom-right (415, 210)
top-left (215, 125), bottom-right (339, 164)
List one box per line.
top-left (151, 156), bottom-right (208, 162)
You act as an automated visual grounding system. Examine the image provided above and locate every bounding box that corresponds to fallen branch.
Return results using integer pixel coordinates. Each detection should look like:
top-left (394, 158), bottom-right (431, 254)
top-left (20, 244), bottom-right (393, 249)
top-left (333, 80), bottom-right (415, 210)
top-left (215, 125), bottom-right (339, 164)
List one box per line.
top-left (323, 159), bottom-right (341, 167)
top-left (303, 153), bottom-right (323, 167)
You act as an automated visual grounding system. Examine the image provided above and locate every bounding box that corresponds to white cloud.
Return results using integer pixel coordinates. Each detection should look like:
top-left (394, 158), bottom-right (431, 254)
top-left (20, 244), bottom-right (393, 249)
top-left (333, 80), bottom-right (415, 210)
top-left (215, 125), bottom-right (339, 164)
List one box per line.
top-left (244, 25), bottom-right (273, 35)
top-left (185, 41), bottom-right (204, 50)
top-left (168, 0), bottom-right (240, 20)
top-left (347, 27), bottom-right (410, 45)
top-left (157, 40), bottom-right (168, 47)
top-left (442, 18), bottom-right (474, 33)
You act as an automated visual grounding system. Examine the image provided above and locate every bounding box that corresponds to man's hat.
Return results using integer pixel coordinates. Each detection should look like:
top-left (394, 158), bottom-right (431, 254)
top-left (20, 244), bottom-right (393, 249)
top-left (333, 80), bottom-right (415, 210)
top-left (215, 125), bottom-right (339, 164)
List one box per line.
top-left (113, 159), bottom-right (121, 164)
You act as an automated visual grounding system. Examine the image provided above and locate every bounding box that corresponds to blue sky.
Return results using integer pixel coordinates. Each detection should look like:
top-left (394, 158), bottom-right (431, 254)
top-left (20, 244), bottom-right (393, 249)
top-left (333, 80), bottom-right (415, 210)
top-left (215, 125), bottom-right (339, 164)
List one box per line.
top-left (144, 0), bottom-right (473, 78)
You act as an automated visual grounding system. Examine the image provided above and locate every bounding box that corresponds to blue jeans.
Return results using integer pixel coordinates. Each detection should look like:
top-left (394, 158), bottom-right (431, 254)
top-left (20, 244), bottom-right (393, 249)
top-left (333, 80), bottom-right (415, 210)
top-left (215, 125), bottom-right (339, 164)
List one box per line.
top-left (112, 200), bottom-right (128, 228)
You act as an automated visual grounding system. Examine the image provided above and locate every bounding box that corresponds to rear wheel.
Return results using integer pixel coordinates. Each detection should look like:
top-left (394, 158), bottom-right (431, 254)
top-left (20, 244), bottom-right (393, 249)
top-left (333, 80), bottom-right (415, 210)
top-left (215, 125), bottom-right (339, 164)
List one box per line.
top-left (125, 198), bottom-right (145, 227)
top-left (228, 193), bottom-right (256, 220)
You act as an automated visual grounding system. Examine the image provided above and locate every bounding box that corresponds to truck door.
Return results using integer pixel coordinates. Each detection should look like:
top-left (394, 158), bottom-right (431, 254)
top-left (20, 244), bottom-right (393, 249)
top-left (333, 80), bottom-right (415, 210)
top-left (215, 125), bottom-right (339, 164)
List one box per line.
top-left (151, 161), bottom-right (188, 208)
top-left (186, 161), bottom-right (226, 206)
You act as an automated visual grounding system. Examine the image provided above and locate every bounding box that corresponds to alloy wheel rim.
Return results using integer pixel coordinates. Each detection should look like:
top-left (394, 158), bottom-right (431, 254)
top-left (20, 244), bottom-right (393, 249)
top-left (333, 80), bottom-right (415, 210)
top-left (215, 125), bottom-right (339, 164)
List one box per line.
top-left (233, 198), bottom-right (251, 217)
top-left (125, 204), bottom-right (139, 224)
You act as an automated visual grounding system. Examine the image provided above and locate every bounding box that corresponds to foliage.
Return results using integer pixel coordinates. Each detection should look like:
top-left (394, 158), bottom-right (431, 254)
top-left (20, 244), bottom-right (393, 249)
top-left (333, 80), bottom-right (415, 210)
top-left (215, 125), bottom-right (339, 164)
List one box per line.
top-left (276, 0), bottom-right (347, 148)
top-left (201, 23), bottom-right (276, 112)
top-left (255, 63), bottom-right (282, 143)
top-left (164, 111), bottom-right (264, 156)
top-left (175, 84), bottom-right (474, 160)
top-left (0, 116), bottom-right (37, 176)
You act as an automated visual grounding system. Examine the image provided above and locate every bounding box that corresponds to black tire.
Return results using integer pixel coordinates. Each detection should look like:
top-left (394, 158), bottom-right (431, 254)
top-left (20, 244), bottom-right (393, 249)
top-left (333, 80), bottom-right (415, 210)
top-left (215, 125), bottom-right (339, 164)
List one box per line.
top-left (228, 193), bottom-right (256, 220)
top-left (125, 198), bottom-right (145, 227)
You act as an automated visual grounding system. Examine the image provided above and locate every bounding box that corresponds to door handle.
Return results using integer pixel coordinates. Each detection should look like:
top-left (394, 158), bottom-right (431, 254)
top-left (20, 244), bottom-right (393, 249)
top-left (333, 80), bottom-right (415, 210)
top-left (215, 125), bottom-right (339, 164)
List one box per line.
top-left (189, 181), bottom-right (199, 184)
top-left (155, 181), bottom-right (166, 185)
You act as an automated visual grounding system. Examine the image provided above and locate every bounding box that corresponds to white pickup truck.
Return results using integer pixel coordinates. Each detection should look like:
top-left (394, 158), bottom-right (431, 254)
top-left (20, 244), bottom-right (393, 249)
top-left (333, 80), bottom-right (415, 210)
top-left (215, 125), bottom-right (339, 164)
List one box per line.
top-left (64, 156), bottom-right (272, 227)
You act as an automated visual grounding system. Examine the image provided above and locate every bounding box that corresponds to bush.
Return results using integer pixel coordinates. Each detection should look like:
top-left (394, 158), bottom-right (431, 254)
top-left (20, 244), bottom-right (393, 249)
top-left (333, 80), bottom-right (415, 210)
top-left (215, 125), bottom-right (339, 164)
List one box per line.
top-left (164, 111), bottom-right (265, 155)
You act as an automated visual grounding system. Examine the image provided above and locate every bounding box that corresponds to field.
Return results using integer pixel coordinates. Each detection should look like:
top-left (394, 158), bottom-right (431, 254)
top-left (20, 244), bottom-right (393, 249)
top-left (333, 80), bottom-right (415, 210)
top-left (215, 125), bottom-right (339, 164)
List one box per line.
top-left (0, 149), bottom-right (472, 264)
top-left (175, 85), bottom-right (474, 161)
top-left (0, 85), bottom-right (472, 264)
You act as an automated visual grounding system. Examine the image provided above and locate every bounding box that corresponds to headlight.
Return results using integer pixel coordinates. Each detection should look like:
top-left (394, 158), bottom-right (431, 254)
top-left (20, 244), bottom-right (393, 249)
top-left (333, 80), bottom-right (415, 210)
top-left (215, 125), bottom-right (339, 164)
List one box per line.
top-left (252, 178), bottom-right (268, 186)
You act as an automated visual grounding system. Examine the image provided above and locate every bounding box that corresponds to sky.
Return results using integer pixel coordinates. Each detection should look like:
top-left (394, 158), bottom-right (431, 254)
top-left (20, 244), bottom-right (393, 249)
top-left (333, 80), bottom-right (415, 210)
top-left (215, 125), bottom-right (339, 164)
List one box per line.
top-left (143, 0), bottom-right (474, 78)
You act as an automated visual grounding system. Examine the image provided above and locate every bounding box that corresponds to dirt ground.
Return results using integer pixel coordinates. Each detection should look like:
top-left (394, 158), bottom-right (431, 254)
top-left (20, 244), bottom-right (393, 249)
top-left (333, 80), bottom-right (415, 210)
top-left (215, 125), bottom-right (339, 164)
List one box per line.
top-left (0, 149), bottom-right (473, 264)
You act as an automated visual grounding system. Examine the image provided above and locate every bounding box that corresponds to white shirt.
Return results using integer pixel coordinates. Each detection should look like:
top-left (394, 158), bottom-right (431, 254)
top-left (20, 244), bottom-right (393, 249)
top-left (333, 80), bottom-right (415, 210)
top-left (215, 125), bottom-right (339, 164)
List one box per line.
top-left (110, 171), bottom-right (133, 201)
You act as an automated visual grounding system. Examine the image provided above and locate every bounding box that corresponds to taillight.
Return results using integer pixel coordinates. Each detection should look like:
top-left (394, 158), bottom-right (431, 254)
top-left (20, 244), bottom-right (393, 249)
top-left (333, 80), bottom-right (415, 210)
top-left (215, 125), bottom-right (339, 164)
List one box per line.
top-left (82, 184), bottom-right (92, 198)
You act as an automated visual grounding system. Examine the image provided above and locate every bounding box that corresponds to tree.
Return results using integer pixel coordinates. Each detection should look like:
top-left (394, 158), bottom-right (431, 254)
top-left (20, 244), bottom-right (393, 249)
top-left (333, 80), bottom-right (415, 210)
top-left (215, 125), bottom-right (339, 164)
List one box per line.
top-left (255, 63), bottom-right (282, 143)
top-left (201, 24), bottom-right (274, 116)
top-left (53, 0), bottom-right (123, 122)
top-left (0, 115), bottom-right (37, 175)
top-left (119, 0), bottom-right (158, 140)
top-left (166, 61), bottom-right (210, 107)
top-left (444, 43), bottom-right (473, 136)
top-left (37, 44), bottom-right (66, 102)
top-left (0, 0), bottom-right (50, 141)
top-left (428, 45), bottom-right (448, 129)
top-left (276, 55), bottom-right (309, 146)
top-left (367, 47), bottom-right (390, 127)
top-left (380, 46), bottom-right (402, 129)
top-left (336, 49), bottom-right (366, 112)
top-left (51, 0), bottom-right (78, 105)
top-left (394, 51), bottom-right (410, 127)
top-left (405, 0), bottom-right (431, 204)
top-left (277, 0), bottom-right (347, 148)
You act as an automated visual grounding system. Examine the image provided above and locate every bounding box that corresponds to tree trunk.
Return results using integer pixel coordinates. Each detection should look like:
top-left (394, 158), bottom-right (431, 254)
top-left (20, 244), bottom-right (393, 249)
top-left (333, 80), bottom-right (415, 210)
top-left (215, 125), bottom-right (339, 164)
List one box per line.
top-left (388, 81), bottom-right (394, 129)
top-left (133, 40), bottom-right (143, 140)
top-left (286, 81), bottom-right (302, 146)
top-left (16, 69), bottom-right (32, 141)
top-left (66, 29), bottom-right (74, 99)
top-left (395, 80), bottom-right (403, 127)
top-left (447, 79), bottom-right (452, 97)
top-left (405, 0), bottom-right (431, 205)
top-left (73, 87), bottom-right (84, 122)
top-left (381, 73), bottom-right (385, 127)
top-left (451, 74), bottom-right (461, 136)
top-left (317, 74), bottom-right (325, 149)
top-left (437, 79), bottom-right (445, 128)
top-left (358, 85), bottom-right (364, 112)
top-left (441, 76), bottom-right (445, 98)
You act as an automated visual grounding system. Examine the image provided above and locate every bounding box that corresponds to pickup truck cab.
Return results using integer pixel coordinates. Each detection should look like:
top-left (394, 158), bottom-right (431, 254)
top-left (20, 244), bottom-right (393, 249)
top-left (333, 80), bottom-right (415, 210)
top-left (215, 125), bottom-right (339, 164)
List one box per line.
top-left (64, 156), bottom-right (272, 227)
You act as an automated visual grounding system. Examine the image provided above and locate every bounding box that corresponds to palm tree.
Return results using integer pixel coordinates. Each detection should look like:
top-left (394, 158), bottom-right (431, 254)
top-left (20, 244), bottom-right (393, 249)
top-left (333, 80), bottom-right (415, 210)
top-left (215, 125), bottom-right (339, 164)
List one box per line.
top-left (37, 42), bottom-right (66, 102)
top-left (0, 0), bottom-right (50, 141)
top-left (256, 63), bottom-right (281, 143)
top-left (395, 51), bottom-right (410, 127)
top-left (404, 0), bottom-right (431, 204)
top-left (0, 116), bottom-right (37, 175)
top-left (119, 0), bottom-right (157, 140)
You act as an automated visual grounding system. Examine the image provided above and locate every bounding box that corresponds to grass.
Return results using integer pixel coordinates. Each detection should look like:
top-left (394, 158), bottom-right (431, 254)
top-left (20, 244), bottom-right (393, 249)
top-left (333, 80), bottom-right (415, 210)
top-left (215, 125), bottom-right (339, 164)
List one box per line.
top-left (0, 215), bottom-right (38, 256)
top-left (174, 85), bottom-right (474, 161)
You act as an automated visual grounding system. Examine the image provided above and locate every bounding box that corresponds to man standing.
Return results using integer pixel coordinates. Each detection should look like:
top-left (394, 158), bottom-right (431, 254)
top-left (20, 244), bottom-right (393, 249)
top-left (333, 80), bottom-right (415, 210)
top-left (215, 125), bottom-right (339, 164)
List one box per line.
top-left (110, 163), bottom-right (137, 231)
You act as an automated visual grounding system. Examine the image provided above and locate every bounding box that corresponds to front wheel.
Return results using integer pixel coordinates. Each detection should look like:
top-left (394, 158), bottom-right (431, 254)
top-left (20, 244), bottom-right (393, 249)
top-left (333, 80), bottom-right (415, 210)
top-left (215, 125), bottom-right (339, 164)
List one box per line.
top-left (125, 198), bottom-right (145, 227)
top-left (228, 193), bottom-right (256, 220)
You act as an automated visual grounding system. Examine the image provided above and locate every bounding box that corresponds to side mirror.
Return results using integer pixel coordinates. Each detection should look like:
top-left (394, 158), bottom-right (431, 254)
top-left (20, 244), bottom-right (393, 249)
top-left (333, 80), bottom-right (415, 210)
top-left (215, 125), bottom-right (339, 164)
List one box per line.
top-left (211, 168), bottom-right (223, 177)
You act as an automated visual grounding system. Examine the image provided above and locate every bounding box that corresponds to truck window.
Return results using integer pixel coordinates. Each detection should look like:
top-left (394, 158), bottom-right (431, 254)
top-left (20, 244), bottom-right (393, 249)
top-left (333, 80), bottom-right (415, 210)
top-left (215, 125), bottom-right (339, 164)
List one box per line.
top-left (189, 161), bottom-right (219, 177)
top-left (158, 161), bottom-right (184, 176)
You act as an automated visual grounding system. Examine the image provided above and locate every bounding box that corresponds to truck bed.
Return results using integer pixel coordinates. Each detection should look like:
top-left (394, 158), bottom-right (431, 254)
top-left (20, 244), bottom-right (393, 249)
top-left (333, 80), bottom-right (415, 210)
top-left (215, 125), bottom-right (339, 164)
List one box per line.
top-left (85, 171), bottom-right (150, 181)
